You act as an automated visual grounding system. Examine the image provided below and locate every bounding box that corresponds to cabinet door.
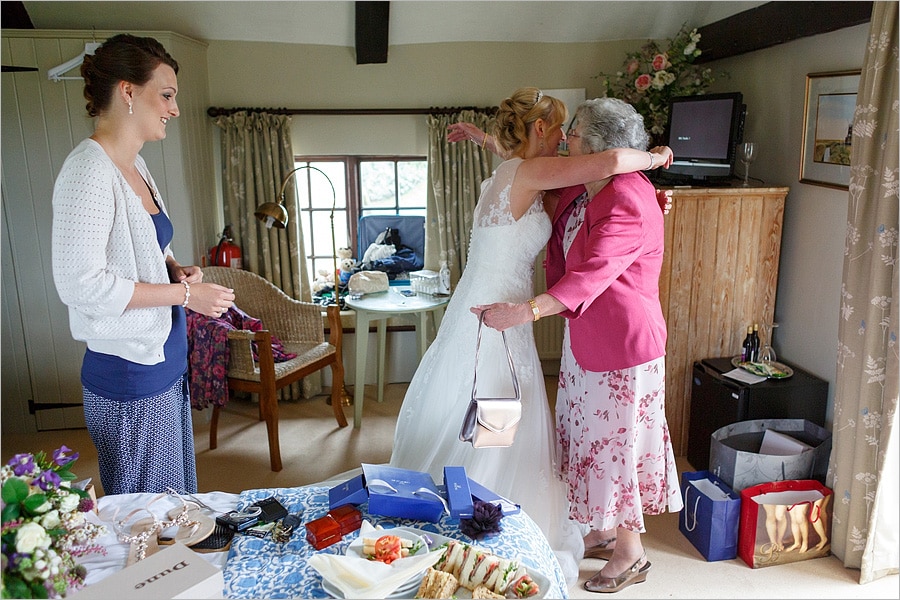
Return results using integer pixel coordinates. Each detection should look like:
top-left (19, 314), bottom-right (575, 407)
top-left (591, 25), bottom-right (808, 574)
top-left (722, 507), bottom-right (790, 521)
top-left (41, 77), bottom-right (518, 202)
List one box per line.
top-left (663, 187), bottom-right (787, 456)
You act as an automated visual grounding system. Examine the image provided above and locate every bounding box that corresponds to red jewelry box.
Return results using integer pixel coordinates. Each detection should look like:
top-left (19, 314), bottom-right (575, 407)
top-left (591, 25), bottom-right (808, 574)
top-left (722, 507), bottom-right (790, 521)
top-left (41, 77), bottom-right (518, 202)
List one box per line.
top-left (305, 505), bottom-right (362, 550)
top-left (305, 514), bottom-right (342, 550)
top-left (330, 504), bottom-right (363, 535)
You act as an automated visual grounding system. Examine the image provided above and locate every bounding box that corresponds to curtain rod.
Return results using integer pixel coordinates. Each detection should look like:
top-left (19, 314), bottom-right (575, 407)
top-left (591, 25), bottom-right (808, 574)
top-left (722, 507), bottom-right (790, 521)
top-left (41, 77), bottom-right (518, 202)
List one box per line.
top-left (206, 106), bottom-right (497, 117)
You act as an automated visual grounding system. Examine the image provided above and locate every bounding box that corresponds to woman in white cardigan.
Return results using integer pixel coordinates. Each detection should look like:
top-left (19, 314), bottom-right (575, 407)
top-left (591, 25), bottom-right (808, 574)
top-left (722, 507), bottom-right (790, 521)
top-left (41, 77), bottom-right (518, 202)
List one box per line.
top-left (51, 34), bottom-right (234, 495)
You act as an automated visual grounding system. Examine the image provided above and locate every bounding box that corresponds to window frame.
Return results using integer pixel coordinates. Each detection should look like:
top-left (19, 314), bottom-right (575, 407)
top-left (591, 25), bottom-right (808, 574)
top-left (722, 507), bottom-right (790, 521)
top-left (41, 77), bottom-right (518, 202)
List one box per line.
top-left (294, 154), bottom-right (426, 283)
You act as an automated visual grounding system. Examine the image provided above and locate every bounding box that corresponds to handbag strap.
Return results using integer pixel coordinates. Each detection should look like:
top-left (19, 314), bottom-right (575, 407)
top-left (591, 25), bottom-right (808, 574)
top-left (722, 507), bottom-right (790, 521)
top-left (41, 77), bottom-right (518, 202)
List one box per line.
top-left (472, 309), bottom-right (520, 401)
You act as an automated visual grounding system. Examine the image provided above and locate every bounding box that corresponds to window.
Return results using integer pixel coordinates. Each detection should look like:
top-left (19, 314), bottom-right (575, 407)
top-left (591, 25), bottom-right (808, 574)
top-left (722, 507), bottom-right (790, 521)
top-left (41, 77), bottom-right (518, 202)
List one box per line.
top-left (294, 156), bottom-right (426, 285)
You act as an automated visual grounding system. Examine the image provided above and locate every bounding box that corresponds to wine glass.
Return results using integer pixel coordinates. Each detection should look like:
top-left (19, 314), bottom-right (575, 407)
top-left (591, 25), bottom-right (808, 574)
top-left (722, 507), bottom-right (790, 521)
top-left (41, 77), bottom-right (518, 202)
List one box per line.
top-left (760, 322), bottom-right (778, 365)
top-left (738, 142), bottom-right (757, 187)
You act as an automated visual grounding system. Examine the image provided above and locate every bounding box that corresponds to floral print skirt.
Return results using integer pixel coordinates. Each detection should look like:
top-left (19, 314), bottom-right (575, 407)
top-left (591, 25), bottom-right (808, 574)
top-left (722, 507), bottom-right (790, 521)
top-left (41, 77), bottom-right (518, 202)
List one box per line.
top-left (555, 325), bottom-right (683, 533)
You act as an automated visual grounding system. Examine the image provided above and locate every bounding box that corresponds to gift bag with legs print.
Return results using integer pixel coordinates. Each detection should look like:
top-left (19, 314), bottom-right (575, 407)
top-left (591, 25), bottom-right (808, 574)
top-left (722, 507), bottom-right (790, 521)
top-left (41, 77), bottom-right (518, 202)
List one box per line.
top-left (738, 479), bottom-right (833, 568)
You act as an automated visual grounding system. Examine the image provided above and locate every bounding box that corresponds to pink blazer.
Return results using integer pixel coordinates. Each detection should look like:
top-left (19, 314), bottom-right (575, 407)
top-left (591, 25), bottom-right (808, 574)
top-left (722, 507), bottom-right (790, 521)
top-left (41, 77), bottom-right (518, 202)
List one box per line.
top-left (545, 171), bottom-right (667, 372)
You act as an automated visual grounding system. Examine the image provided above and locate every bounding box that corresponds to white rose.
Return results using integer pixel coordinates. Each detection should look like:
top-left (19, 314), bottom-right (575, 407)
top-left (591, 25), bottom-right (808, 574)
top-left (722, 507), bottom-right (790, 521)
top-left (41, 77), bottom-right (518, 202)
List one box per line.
top-left (40, 509), bottom-right (61, 529)
top-left (58, 492), bottom-right (80, 514)
top-left (15, 522), bottom-right (52, 554)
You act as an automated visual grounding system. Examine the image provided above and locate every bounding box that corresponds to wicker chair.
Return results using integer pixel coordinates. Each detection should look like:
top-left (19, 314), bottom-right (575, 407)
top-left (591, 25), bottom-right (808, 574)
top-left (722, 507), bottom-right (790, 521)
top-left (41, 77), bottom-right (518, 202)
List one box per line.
top-left (201, 267), bottom-right (348, 471)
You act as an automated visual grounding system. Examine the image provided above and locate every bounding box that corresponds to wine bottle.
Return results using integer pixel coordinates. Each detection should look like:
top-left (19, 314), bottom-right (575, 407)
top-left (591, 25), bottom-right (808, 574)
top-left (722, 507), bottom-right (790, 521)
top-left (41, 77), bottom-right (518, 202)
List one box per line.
top-left (750, 323), bottom-right (760, 362)
top-left (741, 326), bottom-right (753, 362)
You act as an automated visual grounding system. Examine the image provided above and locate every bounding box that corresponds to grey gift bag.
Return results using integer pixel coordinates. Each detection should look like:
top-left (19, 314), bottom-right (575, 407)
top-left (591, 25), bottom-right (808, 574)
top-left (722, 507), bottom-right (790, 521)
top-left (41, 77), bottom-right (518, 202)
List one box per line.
top-left (709, 419), bottom-right (831, 492)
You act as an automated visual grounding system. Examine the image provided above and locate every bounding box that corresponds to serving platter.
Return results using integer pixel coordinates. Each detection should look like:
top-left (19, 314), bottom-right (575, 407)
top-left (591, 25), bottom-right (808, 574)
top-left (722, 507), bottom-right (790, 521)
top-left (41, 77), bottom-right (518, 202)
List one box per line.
top-left (731, 356), bottom-right (794, 379)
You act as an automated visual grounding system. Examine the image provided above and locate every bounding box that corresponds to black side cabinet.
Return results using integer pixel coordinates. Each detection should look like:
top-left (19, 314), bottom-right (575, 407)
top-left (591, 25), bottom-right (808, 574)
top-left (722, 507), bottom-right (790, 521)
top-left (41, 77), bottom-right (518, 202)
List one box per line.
top-left (686, 357), bottom-right (828, 470)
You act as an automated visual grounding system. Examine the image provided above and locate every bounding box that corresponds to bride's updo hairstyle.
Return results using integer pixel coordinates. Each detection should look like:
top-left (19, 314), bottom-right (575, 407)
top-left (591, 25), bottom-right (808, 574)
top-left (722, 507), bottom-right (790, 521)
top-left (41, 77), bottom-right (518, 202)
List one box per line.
top-left (492, 87), bottom-right (567, 156)
top-left (81, 34), bottom-right (179, 117)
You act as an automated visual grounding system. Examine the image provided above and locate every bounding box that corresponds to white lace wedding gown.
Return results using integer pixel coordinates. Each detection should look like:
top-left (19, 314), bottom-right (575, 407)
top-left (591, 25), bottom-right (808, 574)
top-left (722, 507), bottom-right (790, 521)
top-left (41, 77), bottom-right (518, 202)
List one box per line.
top-left (389, 158), bottom-right (583, 583)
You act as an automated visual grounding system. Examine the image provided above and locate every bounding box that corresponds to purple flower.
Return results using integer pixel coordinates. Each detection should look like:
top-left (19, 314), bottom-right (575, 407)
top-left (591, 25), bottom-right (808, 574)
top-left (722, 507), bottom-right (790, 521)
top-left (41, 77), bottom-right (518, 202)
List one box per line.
top-left (52, 445), bottom-right (78, 467)
top-left (35, 469), bottom-right (61, 491)
top-left (459, 500), bottom-right (503, 541)
top-left (8, 453), bottom-right (36, 476)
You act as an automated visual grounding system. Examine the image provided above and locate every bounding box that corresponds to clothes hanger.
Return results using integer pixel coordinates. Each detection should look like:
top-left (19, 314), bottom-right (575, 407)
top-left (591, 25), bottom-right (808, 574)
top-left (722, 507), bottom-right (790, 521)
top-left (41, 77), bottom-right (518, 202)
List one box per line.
top-left (47, 32), bottom-right (101, 82)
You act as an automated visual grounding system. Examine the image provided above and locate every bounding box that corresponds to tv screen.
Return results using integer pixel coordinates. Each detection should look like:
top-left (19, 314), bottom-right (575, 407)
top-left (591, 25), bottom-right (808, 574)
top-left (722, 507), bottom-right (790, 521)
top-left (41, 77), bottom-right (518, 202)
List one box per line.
top-left (659, 92), bottom-right (745, 184)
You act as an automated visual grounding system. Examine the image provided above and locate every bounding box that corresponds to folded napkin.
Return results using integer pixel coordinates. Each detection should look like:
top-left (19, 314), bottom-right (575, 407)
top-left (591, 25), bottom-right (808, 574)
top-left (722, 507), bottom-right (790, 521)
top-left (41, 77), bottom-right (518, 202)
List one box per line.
top-left (308, 521), bottom-right (447, 599)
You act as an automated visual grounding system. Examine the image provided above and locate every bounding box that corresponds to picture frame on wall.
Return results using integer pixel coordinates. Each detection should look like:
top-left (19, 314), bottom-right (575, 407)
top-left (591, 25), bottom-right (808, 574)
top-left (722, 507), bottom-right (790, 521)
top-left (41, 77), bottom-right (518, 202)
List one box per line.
top-left (799, 70), bottom-right (861, 190)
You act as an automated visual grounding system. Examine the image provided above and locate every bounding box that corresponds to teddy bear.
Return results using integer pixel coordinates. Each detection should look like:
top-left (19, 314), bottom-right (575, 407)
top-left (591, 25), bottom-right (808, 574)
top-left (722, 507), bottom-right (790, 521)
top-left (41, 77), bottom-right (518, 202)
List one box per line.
top-left (337, 247), bottom-right (358, 285)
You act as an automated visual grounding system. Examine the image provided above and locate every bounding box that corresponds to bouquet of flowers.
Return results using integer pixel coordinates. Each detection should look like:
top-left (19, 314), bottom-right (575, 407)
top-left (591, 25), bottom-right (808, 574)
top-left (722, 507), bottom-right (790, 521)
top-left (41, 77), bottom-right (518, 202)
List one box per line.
top-left (597, 23), bottom-right (718, 140)
top-left (1, 446), bottom-right (106, 599)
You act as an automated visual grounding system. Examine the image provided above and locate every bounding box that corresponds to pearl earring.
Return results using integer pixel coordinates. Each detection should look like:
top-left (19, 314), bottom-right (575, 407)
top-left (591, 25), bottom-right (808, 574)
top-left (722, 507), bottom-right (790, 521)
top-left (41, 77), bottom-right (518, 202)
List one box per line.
top-left (128, 101), bottom-right (133, 115)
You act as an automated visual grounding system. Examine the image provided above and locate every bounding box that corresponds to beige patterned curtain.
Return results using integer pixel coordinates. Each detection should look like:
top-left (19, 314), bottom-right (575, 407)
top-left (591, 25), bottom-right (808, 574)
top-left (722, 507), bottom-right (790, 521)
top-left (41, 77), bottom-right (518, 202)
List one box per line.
top-left (213, 111), bottom-right (312, 300)
top-left (829, 1), bottom-right (899, 584)
top-left (213, 111), bottom-right (318, 398)
top-left (426, 110), bottom-right (494, 283)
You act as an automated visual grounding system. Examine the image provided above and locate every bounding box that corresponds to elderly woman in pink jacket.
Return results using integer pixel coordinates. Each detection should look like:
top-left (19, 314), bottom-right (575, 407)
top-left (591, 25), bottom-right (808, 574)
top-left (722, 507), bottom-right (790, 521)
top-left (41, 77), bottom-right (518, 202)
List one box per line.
top-left (475, 97), bottom-right (683, 594)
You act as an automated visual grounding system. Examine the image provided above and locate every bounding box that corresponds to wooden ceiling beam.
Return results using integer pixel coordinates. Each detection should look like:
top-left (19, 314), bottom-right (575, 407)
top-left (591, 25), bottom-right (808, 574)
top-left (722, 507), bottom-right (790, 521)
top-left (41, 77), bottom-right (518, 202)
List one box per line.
top-left (355, 1), bottom-right (390, 65)
top-left (695, 1), bottom-right (873, 63)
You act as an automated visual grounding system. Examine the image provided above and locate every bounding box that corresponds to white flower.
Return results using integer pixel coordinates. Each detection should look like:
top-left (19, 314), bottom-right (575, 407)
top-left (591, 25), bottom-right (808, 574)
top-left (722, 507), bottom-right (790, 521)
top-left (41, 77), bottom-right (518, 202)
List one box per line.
top-left (33, 499), bottom-right (52, 514)
top-left (40, 509), bottom-right (61, 530)
top-left (15, 522), bottom-right (52, 554)
top-left (58, 491), bottom-right (80, 514)
top-left (684, 42), bottom-right (697, 55)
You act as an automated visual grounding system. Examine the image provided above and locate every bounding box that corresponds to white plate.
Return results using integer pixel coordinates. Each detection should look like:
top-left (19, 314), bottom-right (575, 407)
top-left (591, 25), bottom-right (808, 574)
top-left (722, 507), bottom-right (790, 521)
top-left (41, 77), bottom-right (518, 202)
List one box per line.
top-left (731, 356), bottom-right (794, 379)
top-left (347, 526), bottom-right (429, 560)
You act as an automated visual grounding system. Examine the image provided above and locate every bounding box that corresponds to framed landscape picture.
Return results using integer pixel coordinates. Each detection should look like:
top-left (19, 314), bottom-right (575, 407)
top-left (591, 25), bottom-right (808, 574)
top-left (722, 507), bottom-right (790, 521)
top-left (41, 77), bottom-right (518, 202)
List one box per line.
top-left (800, 70), bottom-right (861, 190)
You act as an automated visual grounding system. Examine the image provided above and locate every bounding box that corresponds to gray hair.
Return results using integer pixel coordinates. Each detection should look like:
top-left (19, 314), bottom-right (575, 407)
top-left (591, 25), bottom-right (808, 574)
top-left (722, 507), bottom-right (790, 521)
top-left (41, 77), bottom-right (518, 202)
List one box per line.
top-left (572, 97), bottom-right (649, 154)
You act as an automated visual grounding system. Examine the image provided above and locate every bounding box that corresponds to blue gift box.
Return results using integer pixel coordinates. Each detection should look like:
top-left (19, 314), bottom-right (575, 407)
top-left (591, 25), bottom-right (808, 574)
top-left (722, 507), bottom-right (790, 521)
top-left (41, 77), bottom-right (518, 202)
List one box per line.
top-left (467, 477), bottom-right (521, 516)
top-left (328, 474), bottom-right (368, 509)
top-left (361, 463), bottom-right (447, 522)
top-left (443, 466), bottom-right (474, 519)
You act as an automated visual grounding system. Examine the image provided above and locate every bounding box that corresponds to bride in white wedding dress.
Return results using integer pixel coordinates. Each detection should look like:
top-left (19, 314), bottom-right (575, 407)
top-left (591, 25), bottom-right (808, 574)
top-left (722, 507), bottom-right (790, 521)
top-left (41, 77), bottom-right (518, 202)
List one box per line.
top-left (389, 88), bottom-right (671, 583)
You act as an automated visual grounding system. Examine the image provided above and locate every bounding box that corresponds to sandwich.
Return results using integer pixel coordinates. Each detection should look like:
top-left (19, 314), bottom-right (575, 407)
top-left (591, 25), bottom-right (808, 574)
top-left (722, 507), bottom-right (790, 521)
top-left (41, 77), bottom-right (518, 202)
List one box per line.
top-left (415, 567), bottom-right (459, 599)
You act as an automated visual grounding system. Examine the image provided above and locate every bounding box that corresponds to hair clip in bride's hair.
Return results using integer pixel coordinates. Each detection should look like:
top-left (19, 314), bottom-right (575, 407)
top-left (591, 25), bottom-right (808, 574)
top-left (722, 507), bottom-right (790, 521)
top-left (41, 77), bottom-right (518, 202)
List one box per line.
top-left (535, 90), bottom-right (544, 104)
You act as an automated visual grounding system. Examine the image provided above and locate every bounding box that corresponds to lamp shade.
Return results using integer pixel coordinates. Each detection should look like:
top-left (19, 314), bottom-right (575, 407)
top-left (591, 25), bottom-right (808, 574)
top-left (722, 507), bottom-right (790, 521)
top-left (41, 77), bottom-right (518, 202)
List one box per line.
top-left (255, 201), bottom-right (289, 229)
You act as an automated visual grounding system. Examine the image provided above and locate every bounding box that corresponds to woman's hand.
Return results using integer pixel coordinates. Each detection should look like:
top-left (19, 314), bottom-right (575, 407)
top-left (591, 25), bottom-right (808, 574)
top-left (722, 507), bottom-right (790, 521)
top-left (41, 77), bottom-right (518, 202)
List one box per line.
top-left (649, 146), bottom-right (674, 169)
top-left (470, 303), bottom-right (531, 332)
top-left (188, 282), bottom-right (235, 318)
top-left (447, 122), bottom-right (485, 144)
top-left (167, 259), bottom-right (204, 284)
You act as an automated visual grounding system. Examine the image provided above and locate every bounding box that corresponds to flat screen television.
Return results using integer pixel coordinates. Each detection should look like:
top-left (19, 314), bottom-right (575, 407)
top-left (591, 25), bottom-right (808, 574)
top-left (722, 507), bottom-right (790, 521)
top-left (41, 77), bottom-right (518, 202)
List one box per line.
top-left (656, 92), bottom-right (745, 185)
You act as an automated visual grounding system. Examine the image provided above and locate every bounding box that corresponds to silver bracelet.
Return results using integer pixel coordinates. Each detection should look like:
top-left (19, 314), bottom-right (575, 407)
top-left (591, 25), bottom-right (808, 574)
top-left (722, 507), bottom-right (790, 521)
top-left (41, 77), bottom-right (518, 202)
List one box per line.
top-left (181, 281), bottom-right (191, 308)
top-left (647, 151), bottom-right (654, 170)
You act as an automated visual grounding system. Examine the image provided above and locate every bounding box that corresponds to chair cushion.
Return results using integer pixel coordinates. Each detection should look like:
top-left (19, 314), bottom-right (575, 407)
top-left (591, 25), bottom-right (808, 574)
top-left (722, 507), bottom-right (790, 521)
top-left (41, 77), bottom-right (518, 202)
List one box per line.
top-left (228, 341), bottom-right (336, 382)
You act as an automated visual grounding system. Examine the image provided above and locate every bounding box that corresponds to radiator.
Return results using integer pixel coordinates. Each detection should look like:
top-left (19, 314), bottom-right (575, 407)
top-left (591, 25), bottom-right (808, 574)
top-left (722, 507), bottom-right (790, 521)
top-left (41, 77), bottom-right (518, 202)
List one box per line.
top-left (533, 249), bottom-right (563, 360)
top-left (534, 317), bottom-right (563, 360)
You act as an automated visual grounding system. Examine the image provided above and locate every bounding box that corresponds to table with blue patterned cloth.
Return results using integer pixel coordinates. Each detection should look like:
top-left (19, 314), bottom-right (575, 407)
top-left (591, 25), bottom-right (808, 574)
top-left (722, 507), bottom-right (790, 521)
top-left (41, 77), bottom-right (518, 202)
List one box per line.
top-left (223, 486), bottom-right (568, 599)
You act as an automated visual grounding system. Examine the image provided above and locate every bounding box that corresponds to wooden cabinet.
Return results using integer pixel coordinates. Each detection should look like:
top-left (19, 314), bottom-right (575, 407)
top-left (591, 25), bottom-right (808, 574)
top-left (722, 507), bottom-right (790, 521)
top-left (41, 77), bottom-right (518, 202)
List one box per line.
top-left (661, 186), bottom-right (787, 456)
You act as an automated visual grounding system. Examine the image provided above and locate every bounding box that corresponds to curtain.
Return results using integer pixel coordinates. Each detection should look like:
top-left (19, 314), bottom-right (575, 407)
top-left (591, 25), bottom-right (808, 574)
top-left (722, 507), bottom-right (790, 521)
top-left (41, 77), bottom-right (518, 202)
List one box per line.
top-left (213, 111), bottom-right (312, 300)
top-left (213, 111), bottom-right (319, 398)
top-left (829, 1), bottom-right (899, 584)
top-left (425, 110), bottom-right (494, 283)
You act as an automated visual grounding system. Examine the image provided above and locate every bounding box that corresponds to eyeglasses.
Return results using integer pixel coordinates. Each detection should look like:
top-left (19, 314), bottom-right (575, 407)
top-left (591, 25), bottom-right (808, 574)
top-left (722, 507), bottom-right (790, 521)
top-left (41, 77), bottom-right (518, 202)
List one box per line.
top-left (566, 129), bottom-right (581, 139)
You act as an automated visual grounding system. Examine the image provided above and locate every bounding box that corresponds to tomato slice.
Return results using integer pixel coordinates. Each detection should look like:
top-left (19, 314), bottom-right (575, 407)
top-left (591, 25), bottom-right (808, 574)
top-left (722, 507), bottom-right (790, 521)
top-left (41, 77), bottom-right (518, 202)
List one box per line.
top-left (373, 535), bottom-right (402, 564)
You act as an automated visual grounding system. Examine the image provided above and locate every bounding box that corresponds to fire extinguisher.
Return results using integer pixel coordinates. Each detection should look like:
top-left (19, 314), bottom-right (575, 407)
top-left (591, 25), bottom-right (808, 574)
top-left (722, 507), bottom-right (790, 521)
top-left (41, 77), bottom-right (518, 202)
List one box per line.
top-left (209, 225), bottom-right (242, 269)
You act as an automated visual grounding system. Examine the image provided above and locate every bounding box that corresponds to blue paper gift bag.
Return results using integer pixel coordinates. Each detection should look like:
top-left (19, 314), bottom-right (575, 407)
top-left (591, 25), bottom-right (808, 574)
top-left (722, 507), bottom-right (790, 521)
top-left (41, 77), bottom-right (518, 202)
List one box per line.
top-left (679, 470), bottom-right (741, 561)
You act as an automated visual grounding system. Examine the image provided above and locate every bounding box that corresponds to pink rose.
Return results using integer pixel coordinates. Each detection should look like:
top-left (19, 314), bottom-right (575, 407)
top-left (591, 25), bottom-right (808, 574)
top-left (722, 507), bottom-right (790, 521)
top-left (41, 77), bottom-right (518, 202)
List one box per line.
top-left (625, 59), bottom-right (640, 75)
top-left (635, 74), bottom-right (652, 92)
top-left (652, 53), bottom-right (669, 71)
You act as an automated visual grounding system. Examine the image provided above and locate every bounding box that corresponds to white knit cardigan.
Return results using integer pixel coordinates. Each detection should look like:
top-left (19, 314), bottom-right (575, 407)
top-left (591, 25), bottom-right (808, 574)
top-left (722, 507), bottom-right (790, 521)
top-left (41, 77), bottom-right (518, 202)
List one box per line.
top-left (52, 139), bottom-right (176, 366)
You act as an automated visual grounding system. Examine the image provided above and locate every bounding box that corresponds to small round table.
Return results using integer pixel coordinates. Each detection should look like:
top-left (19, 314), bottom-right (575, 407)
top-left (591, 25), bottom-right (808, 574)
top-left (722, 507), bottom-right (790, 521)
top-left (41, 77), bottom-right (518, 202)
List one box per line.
top-left (344, 287), bottom-right (450, 428)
